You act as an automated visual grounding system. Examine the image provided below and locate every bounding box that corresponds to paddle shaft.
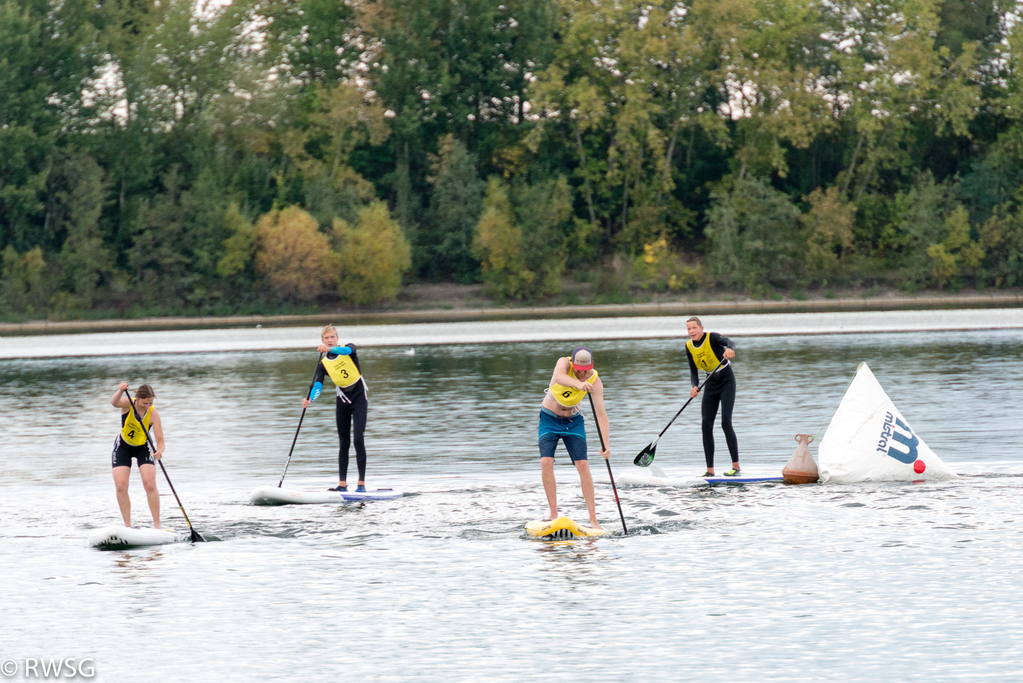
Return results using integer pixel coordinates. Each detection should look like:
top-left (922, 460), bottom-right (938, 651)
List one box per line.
top-left (124, 388), bottom-right (204, 542)
top-left (278, 353), bottom-right (324, 487)
top-left (588, 393), bottom-right (627, 535)
top-left (655, 358), bottom-right (728, 441)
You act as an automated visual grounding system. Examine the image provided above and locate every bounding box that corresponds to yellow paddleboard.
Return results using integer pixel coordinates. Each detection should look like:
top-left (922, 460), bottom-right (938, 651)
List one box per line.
top-left (524, 516), bottom-right (607, 539)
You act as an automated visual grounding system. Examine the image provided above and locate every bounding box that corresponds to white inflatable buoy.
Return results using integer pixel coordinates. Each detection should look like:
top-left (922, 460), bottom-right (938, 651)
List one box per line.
top-left (818, 363), bottom-right (956, 483)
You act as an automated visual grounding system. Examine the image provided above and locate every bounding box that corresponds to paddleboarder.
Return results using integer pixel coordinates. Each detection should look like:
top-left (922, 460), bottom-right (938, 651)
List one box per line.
top-left (110, 382), bottom-right (163, 528)
top-left (539, 347), bottom-right (610, 529)
top-left (685, 317), bottom-right (739, 476)
top-left (302, 324), bottom-right (369, 493)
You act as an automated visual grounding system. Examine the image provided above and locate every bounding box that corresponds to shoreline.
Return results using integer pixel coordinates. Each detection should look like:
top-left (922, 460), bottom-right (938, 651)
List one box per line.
top-left (3, 308), bottom-right (1023, 360)
top-left (2, 291), bottom-right (1021, 336)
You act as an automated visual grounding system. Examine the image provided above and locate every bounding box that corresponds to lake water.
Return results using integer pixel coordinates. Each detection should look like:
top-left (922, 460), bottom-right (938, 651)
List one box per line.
top-left (2, 323), bottom-right (1022, 681)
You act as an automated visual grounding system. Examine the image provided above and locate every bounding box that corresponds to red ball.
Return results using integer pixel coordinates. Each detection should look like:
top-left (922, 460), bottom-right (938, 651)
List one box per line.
top-left (913, 460), bottom-right (926, 474)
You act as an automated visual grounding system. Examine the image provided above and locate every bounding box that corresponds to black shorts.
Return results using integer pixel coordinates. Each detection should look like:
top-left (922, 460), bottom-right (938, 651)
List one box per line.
top-left (111, 436), bottom-right (154, 468)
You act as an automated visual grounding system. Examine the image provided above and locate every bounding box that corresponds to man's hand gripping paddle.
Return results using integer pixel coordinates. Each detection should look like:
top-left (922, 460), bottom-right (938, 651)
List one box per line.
top-left (124, 388), bottom-right (205, 542)
top-left (589, 393), bottom-right (627, 535)
top-left (633, 358), bottom-right (727, 467)
top-left (278, 353), bottom-right (324, 487)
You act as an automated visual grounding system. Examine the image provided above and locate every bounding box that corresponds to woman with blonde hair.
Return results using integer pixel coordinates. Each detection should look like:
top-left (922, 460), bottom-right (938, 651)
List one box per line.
top-left (302, 324), bottom-right (370, 492)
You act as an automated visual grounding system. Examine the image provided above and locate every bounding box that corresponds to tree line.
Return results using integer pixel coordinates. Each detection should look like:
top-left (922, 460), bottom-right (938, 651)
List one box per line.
top-left (2, 0), bottom-right (1022, 319)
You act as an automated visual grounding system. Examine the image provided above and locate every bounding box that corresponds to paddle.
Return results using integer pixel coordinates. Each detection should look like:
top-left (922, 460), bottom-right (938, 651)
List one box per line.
top-left (588, 393), bottom-right (627, 535)
top-left (633, 358), bottom-right (727, 467)
top-left (124, 388), bottom-right (205, 543)
top-left (278, 353), bottom-right (324, 487)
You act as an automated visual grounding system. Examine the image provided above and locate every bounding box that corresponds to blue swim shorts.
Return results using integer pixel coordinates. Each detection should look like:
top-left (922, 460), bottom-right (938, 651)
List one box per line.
top-left (538, 407), bottom-right (587, 462)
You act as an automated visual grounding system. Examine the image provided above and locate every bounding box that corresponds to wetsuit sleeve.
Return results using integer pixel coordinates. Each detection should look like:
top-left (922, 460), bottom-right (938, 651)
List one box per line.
top-left (686, 346), bottom-right (699, 387)
top-left (709, 333), bottom-right (735, 360)
top-left (310, 360), bottom-right (327, 398)
top-left (312, 361), bottom-right (327, 385)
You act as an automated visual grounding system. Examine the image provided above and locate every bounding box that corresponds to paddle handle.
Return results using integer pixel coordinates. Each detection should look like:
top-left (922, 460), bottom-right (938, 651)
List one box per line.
top-left (588, 393), bottom-right (627, 535)
top-left (125, 388), bottom-right (204, 542)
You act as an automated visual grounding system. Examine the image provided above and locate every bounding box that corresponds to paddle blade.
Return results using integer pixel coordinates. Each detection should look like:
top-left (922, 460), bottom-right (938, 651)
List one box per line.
top-left (189, 528), bottom-right (206, 543)
top-left (633, 443), bottom-right (656, 467)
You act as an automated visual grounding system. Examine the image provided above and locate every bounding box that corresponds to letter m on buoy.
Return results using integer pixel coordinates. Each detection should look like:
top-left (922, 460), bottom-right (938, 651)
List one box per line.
top-left (886, 417), bottom-right (919, 464)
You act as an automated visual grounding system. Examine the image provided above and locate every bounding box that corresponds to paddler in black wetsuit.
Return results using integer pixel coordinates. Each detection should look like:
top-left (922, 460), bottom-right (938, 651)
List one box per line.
top-left (684, 317), bottom-right (739, 477)
top-left (302, 324), bottom-right (369, 492)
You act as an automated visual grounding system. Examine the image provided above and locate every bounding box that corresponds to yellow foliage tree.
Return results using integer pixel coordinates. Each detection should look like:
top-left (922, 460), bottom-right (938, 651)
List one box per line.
top-left (333, 202), bottom-right (411, 304)
top-left (255, 206), bottom-right (339, 301)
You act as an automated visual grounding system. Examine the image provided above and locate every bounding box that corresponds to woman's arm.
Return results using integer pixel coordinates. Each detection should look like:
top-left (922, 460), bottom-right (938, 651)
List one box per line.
top-left (111, 382), bottom-right (131, 409)
top-left (302, 360), bottom-right (329, 408)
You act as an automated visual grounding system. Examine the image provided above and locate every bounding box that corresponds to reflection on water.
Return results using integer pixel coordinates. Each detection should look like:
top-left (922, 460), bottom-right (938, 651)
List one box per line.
top-left (1, 328), bottom-right (1022, 681)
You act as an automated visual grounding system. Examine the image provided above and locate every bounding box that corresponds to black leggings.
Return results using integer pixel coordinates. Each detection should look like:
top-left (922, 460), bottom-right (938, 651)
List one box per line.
top-left (701, 377), bottom-right (738, 469)
top-left (335, 391), bottom-right (368, 482)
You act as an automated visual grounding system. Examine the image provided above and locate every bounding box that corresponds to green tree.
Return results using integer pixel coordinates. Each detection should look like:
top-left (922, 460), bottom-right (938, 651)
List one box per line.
top-left (0, 245), bottom-right (47, 315)
top-left (473, 175), bottom-right (571, 301)
top-left (800, 186), bottom-right (855, 283)
top-left (0, 0), bottom-right (99, 251)
top-left (216, 203), bottom-right (256, 284)
top-left (423, 135), bottom-right (485, 282)
top-left (52, 152), bottom-right (112, 308)
top-left (705, 177), bottom-right (803, 291)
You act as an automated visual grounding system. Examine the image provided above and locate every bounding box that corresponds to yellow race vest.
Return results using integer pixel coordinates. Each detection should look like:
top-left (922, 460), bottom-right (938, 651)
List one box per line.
top-left (686, 335), bottom-right (722, 372)
top-left (322, 352), bottom-right (362, 389)
top-left (121, 406), bottom-right (152, 446)
top-left (550, 370), bottom-right (598, 407)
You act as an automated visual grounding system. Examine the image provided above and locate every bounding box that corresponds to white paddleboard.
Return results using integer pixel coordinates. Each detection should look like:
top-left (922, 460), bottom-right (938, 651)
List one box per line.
top-left (88, 526), bottom-right (182, 549)
top-left (249, 485), bottom-right (404, 505)
top-left (617, 469), bottom-right (783, 487)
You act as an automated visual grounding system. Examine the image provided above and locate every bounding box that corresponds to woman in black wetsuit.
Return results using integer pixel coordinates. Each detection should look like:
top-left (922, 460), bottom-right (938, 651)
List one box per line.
top-left (684, 316), bottom-right (739, 477)
top-left (302, 324), bottom-right (369, 492)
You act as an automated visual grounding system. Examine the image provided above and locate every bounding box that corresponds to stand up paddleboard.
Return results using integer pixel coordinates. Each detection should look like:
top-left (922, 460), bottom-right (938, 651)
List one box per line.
top-left (249, 485), bottom-right (404, 506)
top-left (617, 470), bottom-right (783, 487)
top-left (525, 516), bottom-right (607, 539)
top-left (88, 526), bottom-right (182, 549)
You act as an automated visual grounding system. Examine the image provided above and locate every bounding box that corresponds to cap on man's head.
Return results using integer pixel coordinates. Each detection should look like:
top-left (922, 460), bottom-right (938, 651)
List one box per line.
top-left (571, 346), bottom-right (594, 371)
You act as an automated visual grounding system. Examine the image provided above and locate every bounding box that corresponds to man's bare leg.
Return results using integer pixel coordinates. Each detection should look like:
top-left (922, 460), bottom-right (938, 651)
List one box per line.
top-left (541, 457), bottom-right (558, 520)
top-left (139, 464), bottom-right (161, 529)
top-left (575, 459), bottom-right (602, 529)
top-left (113, 466), bottom-right (132, 527)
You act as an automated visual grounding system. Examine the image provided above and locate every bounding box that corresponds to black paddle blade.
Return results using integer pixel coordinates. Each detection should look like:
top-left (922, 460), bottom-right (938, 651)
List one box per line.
top-left (633, 443), bottom-right (656, 467)
top-left (189, 528), bottom-right (206, 543)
